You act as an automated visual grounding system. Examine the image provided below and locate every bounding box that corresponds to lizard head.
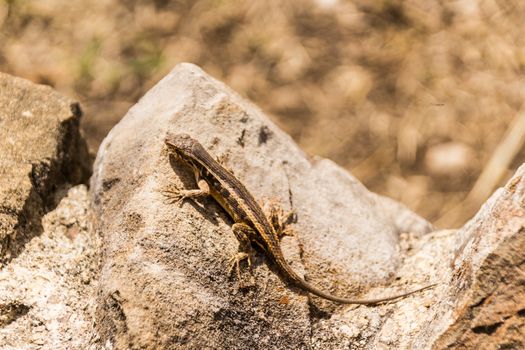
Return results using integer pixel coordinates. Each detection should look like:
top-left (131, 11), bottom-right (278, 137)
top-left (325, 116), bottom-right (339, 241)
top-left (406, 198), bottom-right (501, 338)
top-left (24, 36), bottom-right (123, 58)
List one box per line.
top-left (165, 132), bottom-right (214, 169)
top-left (164, 133), bottom-right (198, 159)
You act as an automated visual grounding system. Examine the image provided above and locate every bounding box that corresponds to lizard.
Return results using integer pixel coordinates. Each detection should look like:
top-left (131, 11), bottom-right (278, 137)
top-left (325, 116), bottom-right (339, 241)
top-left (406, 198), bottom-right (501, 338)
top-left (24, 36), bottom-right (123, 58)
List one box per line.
top-left (163, 132), bottom-right (435, 305)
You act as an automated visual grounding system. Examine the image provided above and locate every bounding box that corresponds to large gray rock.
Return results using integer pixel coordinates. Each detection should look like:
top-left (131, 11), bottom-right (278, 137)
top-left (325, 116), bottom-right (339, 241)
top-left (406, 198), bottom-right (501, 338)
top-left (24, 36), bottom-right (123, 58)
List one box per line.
top-left (90, 63), bottom-right (437, 349)
top-left (0, 73), bottom-right (97, 349)
top-left (0, 72), bottom-right (90, 263)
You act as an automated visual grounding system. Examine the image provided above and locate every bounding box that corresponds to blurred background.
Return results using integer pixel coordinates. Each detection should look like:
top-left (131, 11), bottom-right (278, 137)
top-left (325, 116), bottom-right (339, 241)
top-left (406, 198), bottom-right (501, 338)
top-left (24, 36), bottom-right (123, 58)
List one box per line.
top-left (1, 0), bottom-right (524, 228)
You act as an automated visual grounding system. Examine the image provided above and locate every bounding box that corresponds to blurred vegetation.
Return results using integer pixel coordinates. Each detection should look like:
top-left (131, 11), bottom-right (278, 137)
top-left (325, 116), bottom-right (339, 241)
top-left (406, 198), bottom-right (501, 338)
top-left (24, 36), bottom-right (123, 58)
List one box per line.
top-left (1, 0), bottom-right (525, 228)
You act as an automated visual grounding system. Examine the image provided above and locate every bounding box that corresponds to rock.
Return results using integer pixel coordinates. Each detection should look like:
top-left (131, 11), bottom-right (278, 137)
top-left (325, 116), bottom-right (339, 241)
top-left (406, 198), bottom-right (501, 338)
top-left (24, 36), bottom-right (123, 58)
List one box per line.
top-left (90, 63), bottom-right (435, 349)
top-left (0, 185), bottom-right (100, 350)
top-left (429, 167), bottom-right (525, 349)
top-left (311, 163), bottom-right (525, 348)
top-left (0, 72), bottom-right (91, 263)
top-left (0, 73), bottom-right (96, 349)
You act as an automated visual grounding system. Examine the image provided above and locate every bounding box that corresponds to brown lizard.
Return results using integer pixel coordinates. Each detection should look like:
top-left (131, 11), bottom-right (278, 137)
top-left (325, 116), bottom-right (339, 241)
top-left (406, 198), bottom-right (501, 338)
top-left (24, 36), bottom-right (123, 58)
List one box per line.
top-left (164, 132), bottom-right (435, 305)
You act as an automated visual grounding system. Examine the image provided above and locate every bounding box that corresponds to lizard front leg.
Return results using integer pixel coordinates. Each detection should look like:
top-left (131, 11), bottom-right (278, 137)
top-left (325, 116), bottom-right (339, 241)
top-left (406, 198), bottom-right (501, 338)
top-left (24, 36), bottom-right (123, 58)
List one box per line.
top-left (163, 169), bottom-right (210, 206)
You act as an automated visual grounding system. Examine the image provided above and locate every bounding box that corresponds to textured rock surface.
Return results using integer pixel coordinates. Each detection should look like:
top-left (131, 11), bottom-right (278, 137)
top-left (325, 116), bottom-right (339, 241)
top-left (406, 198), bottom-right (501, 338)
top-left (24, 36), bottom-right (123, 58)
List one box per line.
top-left (0, 185), bottom-right (100, 350)
top-left (0, 74), bottom-right (97, 349)
top-left (0, 72), bottom-right (90, 263)
top-left (90, 63), bottom-right (437, 349)
top-left (430, 168), bottom-right (525, 349)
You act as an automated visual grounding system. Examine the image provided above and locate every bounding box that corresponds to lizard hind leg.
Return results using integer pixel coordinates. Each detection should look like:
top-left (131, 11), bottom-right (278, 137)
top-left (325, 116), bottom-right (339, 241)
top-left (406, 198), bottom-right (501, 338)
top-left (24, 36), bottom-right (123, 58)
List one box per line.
top-left (264, 200), bottom-right (296, 238)
top-left (227, 252), bottom-right (251, 282)
top-left (228, 223), bottom-right (257, 283)
top-left (215, 153), bottom-right (235, 175)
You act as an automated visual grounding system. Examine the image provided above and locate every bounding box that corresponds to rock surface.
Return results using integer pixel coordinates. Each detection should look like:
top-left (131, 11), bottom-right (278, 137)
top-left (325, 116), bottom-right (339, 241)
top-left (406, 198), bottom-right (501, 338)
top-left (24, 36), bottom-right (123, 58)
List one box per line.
top-left (0, 185), bottom-right (100, 350)
top-left (0, 72), bottom-right (90, 263)
top-left (430, 169), bottom-right (525, 349)
top-left (1, 65), bottom-right (523, 349)
top-left (0, 73), bottom-right (97, 350)
top-left (90, 63), bottom-right (438, 349)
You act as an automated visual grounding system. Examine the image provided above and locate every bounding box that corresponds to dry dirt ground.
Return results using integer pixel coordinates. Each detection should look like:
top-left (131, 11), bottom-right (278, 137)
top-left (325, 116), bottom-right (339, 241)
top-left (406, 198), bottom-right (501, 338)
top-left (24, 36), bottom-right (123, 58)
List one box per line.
top-left (1, 0), bottom-right (525, 228)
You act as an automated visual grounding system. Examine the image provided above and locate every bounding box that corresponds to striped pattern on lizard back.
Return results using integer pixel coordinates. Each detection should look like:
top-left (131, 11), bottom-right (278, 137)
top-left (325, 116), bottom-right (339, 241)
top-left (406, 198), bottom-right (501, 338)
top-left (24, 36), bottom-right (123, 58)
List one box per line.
top-left (164, 133), bottom-right (436, 305)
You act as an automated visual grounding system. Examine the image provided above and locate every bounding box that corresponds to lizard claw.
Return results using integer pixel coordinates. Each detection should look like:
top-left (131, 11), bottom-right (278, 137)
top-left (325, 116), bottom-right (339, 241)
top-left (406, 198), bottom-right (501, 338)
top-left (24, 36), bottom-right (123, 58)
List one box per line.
top-left (279, 227), bottom-right (296, 238)
top-left (227, 252), bottom-right (251, 281)
top-left (264, 201), bottom-right (297, 238)
top-left (162, 188), bottom-right (187, 207)
top-left (216, 154), bottom-right (235, 174)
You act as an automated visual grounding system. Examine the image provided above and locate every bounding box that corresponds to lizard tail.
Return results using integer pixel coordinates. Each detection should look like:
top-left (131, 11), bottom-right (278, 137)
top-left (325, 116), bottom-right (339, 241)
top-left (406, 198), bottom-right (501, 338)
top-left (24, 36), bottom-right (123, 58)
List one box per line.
top-left (279, 262), bottom-right (435, 305)
top-left (298, 279), bottom-right (436, 305)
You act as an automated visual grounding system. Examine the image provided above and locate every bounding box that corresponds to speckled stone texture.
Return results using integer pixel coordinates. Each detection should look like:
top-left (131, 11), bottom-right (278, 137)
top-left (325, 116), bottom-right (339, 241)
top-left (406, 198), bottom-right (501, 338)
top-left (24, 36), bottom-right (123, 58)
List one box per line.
top-left (0, 72), bottom-right (90, 263)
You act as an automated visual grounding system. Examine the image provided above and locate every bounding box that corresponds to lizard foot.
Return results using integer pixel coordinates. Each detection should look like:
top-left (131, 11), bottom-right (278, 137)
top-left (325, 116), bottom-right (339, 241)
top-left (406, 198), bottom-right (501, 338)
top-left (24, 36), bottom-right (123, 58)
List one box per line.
top-left (227, 252), bottom-right (252, 282)
top-left (161, 186), bottom-right (188, 206)
top-left (264, 201), bottom-right (297, 238)
top-left (216, 154), bottom-right (235, 174)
